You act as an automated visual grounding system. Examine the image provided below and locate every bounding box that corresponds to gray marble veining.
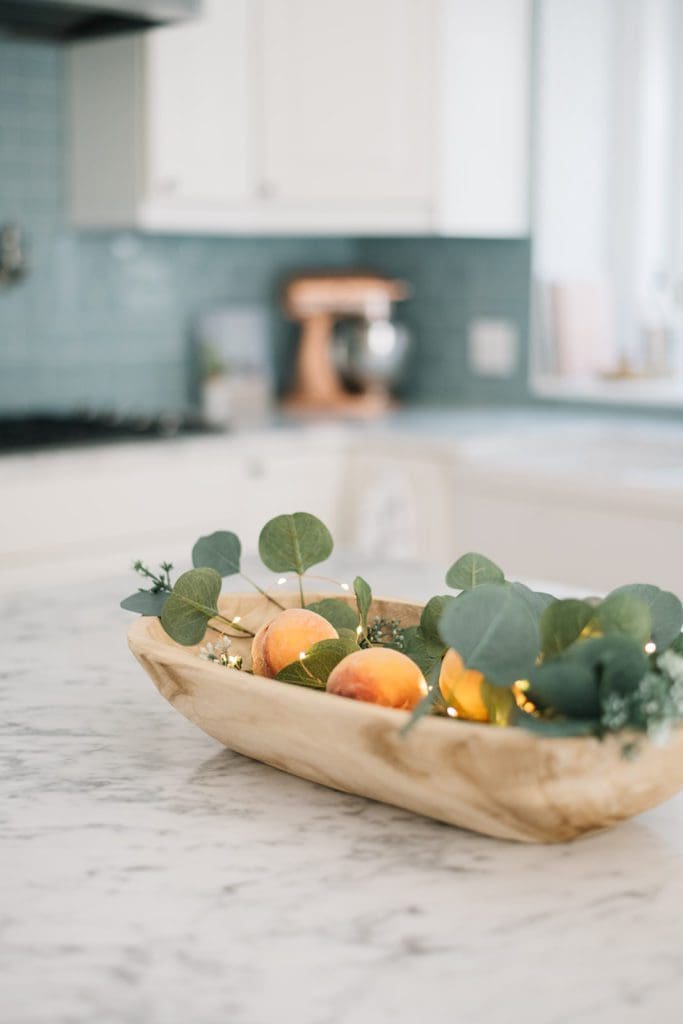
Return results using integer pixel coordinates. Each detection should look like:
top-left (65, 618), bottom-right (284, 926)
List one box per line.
top-left (2, 570), bottom-right (683, 1024)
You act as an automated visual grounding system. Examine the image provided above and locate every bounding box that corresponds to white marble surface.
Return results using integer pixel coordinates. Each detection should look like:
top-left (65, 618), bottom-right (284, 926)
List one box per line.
top-left (3, 565), bottom-right (683, 1024)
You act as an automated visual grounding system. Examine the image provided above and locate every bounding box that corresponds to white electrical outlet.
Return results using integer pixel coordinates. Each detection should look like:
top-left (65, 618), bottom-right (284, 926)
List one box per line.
top-left (468, 319), bottom-right (519, 377)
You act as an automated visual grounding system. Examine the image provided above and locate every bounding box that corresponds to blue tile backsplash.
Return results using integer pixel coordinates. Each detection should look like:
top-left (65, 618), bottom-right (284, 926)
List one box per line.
top-left (0, 32), bottom-right (531, 415)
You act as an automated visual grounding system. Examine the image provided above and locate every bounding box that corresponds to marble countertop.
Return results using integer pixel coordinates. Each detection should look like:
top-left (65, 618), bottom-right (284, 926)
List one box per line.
top-left (3, 565), bottom-right (683, 1024)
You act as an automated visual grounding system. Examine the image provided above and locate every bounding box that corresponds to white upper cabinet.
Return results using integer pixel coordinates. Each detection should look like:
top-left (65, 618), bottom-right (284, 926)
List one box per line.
top-left (145, 0), bottom-right (251, 206)
top-left (67, 0), bottom-right (530, 236)
top-left (436, 0), bottom-right (531, 237)
top-left (68, 0), bottom-right (252, 229)
top-left (260, 0), bottom-right (435, 208)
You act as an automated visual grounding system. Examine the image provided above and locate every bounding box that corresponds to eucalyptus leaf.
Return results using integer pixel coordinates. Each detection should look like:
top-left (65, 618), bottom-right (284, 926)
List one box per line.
top-left (594, 592), bottom-right (652, 645)
top-left (527, 661), bottom-right (600, 719)
top-left (540, 599), bottom-right (595, 658)
top-left (600, 642), bottom-right (649, 696)
top-left (120, 590), bottom-right (169, 616)
top-left (610, 583), bottom-right (683, 650)
top-left (511, 583), bottom-right (555, 620)
top-left (337, 627), bottom-right (360, 644)
top-left (401, 625), bottom-right (445, 676)
top-left (160, 567), bottom-right (221, 646)
top-left (438, 582), bottom-right (540, 686)
top-left (258, 512), bottom-right (333, 574)
top-left (306, 598), bottom-right (359, 631)
top-left (192, 530), bottom-right (241, 577)
top-left (670, 633), bottom-right (683, 655)
top-left (446, 552), bottom-right (505, 591)
top-left (419, 594), bottom-right (457, 642)
top-left (276, 635), bottom-right (359, 688)
top-left (571, 635), bottom-right (648, 696)
top-left (353, 576), bottom-right (373, 629)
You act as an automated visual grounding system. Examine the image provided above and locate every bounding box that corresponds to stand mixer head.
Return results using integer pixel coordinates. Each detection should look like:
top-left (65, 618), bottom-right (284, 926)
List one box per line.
top-left (282, 273), bottom-right (410, 416)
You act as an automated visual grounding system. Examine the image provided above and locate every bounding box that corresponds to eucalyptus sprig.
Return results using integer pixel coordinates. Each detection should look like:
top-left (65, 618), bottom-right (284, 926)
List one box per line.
top-left (121, 511), bottom-right (339, 647)
top-left (191, 531), bottom-right (286, 610)
top-left (399, 549), bottom-right (683, 744)
top-left (160, 568), bottom-right (255, 645)
top-left (258, 512), bottom-right (333, 608)
top-left (120, 560), bottom-right (175, 616)
top-left (120, 519), bottom-right (683, 748)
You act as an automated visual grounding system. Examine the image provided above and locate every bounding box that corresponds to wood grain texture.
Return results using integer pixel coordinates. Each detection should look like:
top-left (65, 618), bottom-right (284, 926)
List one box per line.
top-left (128, 591), bottom-right (683, 843)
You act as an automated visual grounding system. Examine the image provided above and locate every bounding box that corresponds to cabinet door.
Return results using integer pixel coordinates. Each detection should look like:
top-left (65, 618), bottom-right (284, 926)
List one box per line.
top-left (146, 0), bottom-right (251, 204)
top-left (436, 0), bottom-right (531, 236)
top-left (259, 0), bottom-right (435, 205)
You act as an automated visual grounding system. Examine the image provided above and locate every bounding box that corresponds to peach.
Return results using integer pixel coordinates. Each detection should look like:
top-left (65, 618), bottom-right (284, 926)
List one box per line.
top-left (251, 608), bottom-right (338, 678)
top-left (438, 649), bottom-right (488, 722)
top-left (326, 647), bottom-right (427, 710)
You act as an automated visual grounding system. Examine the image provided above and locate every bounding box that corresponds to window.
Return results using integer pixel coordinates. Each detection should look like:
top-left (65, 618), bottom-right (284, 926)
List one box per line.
top-left (532, 0), bottom-right (683, 405)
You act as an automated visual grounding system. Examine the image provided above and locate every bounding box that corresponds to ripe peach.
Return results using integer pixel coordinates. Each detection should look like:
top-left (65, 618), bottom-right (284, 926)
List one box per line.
top-left (438, 649), bottom-right (488, 722)
top-left (326, 647), bottom-right (427, 710)
top-left (251, 608), bottom-right (338, 678)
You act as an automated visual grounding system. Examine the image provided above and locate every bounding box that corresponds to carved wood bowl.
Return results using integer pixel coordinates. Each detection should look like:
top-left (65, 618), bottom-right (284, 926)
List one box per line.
top-left (127, 591), bottom-right (683, 843)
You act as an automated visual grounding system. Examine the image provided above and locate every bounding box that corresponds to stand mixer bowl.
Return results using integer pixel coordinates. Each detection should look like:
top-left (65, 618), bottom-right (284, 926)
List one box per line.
top-left (332, 315), bottom-right (410, 392)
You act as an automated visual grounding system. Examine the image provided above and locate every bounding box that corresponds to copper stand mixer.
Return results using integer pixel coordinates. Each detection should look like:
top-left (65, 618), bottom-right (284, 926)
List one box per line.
top-left (282, 273), bottom-right (410, 416)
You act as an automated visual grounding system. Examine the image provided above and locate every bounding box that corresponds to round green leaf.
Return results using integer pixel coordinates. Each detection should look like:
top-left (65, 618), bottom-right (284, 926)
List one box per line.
top-left (540, 599), bottom-right (595, 658)
top-left (258, 512), bottom-right (333, 574)
top-left (401, 625), bottom-right (445, 676)
top-left (446, 552), bottom-right (505, 591)
top-left (528, 662), bottom-right (600, 718)
top-left (511, 583), bottom-right (555, 620)
top-left (419, 594), bottom-right (457, 642)
top-left (306, 598), bottom-right (359, 631)
top-left (160, 567), bottom-right (221, 646)
top-left (594, 592), bottom-right (651, 646)
top-left (570, 635), bottom-right (648, 696)
top-left (192, 531), bottom-right (241, 577)
top-left (120, 590), bottom-right (169, 616)
top-left (610, 583), bottom-right (683, 651)
top-left (438, 582), bottom-right (540, 686)
top-left (276, 635), bottom-right (359, 688)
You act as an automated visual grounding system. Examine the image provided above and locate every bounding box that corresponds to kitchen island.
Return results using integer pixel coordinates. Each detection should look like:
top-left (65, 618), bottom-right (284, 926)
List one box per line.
top-left (3, 564), bottom-right (683, 1024)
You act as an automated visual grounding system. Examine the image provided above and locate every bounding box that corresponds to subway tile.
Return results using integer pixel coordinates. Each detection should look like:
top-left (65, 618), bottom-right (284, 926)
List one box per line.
top-left (0, 36), bottom-right (531, 414)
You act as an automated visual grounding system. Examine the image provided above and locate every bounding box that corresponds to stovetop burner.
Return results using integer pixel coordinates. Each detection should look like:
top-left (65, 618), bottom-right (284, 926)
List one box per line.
top-left (0, 412), bottom-right (220, 452)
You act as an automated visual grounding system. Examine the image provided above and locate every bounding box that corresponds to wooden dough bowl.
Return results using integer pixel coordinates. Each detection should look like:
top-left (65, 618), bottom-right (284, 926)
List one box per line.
top-left (128, 591), bottom-right (683, 843)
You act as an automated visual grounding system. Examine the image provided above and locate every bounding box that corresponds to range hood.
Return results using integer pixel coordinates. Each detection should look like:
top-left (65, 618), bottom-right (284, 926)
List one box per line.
top-left (0, 0), bottom-right (199, 40)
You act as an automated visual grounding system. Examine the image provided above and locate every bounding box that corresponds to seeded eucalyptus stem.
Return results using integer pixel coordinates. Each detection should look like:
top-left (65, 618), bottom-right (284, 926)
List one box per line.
top-left (133, 560), bottom-right (173, 593)
top-left (298, 574), bottom-right (305, 608)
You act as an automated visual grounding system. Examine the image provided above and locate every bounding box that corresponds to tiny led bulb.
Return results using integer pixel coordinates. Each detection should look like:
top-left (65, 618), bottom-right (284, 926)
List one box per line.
top-left (278, 577), bottom-right (287, 586)
top-left (232, 615), bottom-right (241, 624)
top-left (340, 582), bottom-right (350, 591)
top-left (299, 651), bottom-right (307, 661)
top-left (645, 641), bottom-right (657, 654)
top-left (356, 625), bottom-right (363, 636)
top-left (446, 706), bottom-right (458, 718)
